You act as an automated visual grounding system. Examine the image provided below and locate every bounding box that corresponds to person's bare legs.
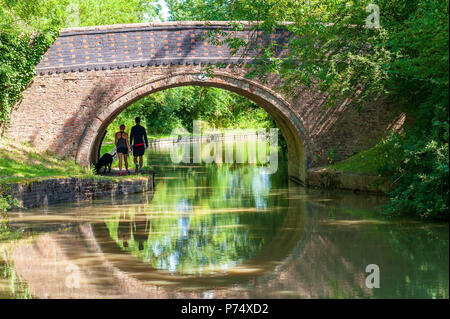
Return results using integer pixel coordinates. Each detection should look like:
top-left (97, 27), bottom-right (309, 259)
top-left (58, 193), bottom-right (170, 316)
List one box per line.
top-left (124, 154), bottom-right (129, 173)
top-left (134, 156), bottom-right (139, 173)
top-left (118, 153), bottom-right (123, 174)
top-left (134, 156), bottom-right (144, 173)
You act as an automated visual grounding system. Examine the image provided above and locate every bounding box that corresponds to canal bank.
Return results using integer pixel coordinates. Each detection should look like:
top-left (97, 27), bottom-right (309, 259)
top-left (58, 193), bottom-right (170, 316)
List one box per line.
top-left (0, 138), bottom-right (155, 210)
top-left (306, 168), bottom-right (390, 194)
top-left (1, 168), bottom-right (385, 211)
top-left (1, 175), bottom-right (154, 209)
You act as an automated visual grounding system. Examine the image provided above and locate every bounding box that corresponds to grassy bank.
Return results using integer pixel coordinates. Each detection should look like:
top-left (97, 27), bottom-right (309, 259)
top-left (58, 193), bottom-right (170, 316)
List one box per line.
top-left (0, 138), bottom-right (91, 184)
top-left (0, 138), bottom-right (148, 184)
top-left (326, 141), bottom-right (389, 175)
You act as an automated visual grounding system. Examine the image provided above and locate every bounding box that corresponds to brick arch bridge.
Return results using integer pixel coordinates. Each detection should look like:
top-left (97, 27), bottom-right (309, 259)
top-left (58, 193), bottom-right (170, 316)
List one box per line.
top-left (7, 22), bottom-right (400, 184)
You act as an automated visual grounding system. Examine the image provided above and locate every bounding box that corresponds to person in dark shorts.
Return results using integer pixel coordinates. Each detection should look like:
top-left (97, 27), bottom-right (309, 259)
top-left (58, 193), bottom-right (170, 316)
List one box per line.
top-left (115, 124), bottom-right (131, 175)
top-left (130, 117), bottom-right (149, 174)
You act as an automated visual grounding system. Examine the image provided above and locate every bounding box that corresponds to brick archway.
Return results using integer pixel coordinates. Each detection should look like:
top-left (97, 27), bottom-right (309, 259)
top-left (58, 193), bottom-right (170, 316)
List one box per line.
top-left (7, 22), bottom-right (399, 186)
top-left (76, 71), bottom-right (308, 183)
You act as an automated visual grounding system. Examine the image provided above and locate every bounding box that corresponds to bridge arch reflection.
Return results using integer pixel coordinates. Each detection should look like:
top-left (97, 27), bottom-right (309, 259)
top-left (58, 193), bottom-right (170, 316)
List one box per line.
top-left (88, 182), bottom-right (308, 288)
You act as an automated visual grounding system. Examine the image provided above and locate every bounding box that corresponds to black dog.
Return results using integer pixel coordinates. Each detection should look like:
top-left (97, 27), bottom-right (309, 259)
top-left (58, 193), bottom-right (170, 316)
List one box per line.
top-left (95, 153), bottom-right (115, 174)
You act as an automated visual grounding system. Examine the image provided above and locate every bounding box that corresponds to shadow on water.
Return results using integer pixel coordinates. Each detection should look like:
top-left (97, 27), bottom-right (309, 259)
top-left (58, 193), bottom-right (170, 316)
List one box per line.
top-left (0, 141), bottom-right (448, 299)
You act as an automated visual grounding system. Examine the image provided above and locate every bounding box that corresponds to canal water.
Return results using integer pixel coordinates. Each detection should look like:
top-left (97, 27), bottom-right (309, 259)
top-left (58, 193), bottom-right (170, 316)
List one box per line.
top-left (0, 141), bottom-right (448, 299)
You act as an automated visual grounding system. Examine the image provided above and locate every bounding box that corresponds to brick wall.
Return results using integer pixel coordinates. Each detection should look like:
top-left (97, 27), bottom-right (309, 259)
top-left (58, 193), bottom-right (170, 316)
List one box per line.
top-left (4, 176), bottom-right (154, 209)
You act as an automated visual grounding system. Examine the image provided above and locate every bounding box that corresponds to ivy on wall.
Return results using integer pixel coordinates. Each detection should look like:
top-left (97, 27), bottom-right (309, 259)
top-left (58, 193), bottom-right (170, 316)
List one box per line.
top-left (0, 20), bottom-right (57, 130)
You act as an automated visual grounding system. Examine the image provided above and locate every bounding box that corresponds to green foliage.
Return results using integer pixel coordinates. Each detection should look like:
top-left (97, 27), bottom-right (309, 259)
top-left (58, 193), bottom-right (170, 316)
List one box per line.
top-left (0, 181), bottom-right (21, 241)
top-left (179, 0), bottom-right (392, 107)
top-left (61, 0), bottom-right (161, 27)
top-left (0, 0), bottom-right (161, 131)
top-left (0, 3), bottom-right (58, 130)
top-left (329, 139), bottom-right (393, 175)
top-left (377, 0), bottom-right (449, 220)
top-left (1, 0), bottom-right (447, 220)
top-left (381, 121), bottom-right (449, 220)
top-left (104, 86), bottom-right (277, 142)
top-left (0, 140), bottom-right (90, 183)
top-left (170, 0), bottom-right (448, 219)
top-left (104, 152), bottom-right (290, 274)
top-left (327, 147), bottom-right (337, 165)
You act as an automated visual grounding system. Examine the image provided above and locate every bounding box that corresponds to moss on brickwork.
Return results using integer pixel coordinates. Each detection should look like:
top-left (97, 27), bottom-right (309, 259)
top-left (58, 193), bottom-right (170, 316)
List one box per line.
top-left (307, 144), bottom-right (391, 194)
top-left (326, 142), bottom-right (390, 175)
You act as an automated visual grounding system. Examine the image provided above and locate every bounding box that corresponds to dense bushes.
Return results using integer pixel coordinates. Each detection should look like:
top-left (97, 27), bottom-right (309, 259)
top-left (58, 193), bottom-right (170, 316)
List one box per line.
top-left (378, 0), bottom-right (449, 220)
top-left (170, 0), bottom-right (448, 220)
top-left (0, 5), bottom-right (58, 129)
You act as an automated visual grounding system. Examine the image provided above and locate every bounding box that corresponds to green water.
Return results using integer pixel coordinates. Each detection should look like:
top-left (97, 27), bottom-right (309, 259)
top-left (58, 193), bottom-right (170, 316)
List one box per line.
top-left (0, 141), bottom-right (448, 299)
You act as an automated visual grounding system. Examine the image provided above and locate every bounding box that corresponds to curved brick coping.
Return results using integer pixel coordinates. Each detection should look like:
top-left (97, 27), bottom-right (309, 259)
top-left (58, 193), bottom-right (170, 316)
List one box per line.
top-left (37, 21), bottom-right (290, 75)
top-left (306, 169), bottom-right (390, 194)
top-left (3, 176), bottom-right (154, 209)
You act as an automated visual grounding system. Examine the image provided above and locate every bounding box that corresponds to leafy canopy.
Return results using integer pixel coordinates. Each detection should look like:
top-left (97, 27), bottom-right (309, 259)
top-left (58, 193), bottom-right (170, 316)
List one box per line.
top-left (165, 0), bottom-right (449, 219)
top-left (0, 0), bottom-right (161, 130)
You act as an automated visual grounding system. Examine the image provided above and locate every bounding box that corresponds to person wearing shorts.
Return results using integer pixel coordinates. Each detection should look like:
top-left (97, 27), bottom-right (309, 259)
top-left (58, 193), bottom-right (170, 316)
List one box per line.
top-left (115, 124), bottom-right (131, 175)
top-left (130, 117), bottom-right (149, 174)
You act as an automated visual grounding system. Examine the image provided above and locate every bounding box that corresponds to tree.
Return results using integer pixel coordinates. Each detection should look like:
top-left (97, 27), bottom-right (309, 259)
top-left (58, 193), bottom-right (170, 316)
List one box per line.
top-left (166, 0), bottom-right (236, 21)
top-left (166, 0), bottom-right (449, 219)
top-left (105, 85), bottom-right (275, 141)
top-left (0, 0), bottom-right (161, 130)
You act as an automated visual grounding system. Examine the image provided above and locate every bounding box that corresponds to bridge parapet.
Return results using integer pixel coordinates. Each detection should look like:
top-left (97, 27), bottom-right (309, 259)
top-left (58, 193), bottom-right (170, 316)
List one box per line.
top-left (37, 21), bottom-right (289, 75)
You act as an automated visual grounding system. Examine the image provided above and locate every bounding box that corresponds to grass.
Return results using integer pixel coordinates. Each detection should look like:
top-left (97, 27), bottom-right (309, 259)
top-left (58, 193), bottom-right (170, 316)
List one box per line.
top-left (100, 127), bottom-right (269, 170)
top-left (326, 141), bottom-right (390, 175)
top-left (0, 138), bottom-right (92, 183)
top-left (0, 138), bottom-right (147, 184)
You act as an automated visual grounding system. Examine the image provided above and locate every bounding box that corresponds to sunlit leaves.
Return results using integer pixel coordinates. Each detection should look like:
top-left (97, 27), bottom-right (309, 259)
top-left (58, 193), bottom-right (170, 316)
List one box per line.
top-left (164, 0), bottom-right (449, 219)
top-left (0, 0), bottom-right (160, 130)
top-left (105, 86), bottom-right (276, 141)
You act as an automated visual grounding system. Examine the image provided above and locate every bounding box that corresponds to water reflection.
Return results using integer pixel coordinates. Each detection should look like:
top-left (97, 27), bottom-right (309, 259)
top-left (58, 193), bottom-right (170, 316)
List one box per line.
top-left (103, 164), bottom-right (289, 276)
top-left (0, 141), bottom-right (448, 299)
